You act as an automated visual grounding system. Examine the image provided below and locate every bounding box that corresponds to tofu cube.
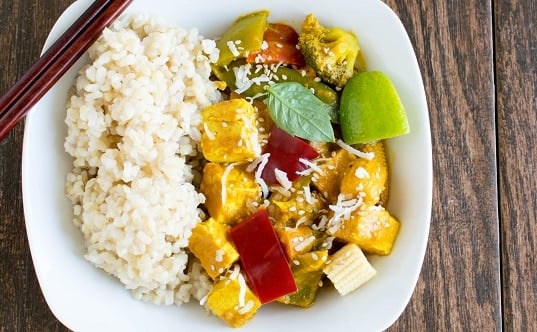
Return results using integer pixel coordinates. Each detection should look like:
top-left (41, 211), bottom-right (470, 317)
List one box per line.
top-left (339, 141), bottom-right (388, 206)
top-left (332, 205), bottom-right (400, 255)
top-left (200, 162), bottom-right (261, 224)
top-left (188, 218), bottom-right (239, 279)
top-left (312, 149), bottom-right (357, 204)
top-left (207, 270), bottom-right (262, 328)
top-left (201, 99), bottom-right (261, 163)
top-left (276, 225), bottom-right (316, 260)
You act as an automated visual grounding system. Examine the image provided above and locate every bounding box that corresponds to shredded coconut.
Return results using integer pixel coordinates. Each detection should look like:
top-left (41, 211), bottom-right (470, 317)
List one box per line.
top-left (203, 123), bottom-right (216, 140)
top-left (297, 158), bottom-right (324, 176)
top-left (336, 139), bottom-right (375, 160)
top-left (238, 300), bottom-right (255, 315)
top-left (294, 236), bottom-right (316, 252)
top-left (230, 264), bottom-right (240, 280)
top-left (303, 185), bottom-right (316, 205)
top-left (249, 153), bottom-right (270, 198)
top-left (327, 194), bottom-right (364, 234)
top-left (227, 40), bottom-right (240, 57)
top-left (221, 163), bottom-right (237, 205)
top-left (355, 166), bottom-right (370, 179)
top-left (237, 273), bottom-right (247, 308)
top-left (274, 168), bottom-right (292, 191)
top-left (215, 249), bottom-right (225, 263)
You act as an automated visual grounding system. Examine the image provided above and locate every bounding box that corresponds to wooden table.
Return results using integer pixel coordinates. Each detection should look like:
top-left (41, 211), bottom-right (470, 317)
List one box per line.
top-left (1, 0), bottom-right (535, 330)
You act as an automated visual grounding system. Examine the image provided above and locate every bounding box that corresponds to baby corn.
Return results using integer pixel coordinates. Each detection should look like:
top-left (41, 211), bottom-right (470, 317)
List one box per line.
top-left (323, 244), bottom-right (376, 296)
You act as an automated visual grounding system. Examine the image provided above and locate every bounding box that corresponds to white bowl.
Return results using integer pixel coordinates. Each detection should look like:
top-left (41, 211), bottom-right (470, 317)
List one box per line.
top-left (22, 0), bottom-right (432, 331)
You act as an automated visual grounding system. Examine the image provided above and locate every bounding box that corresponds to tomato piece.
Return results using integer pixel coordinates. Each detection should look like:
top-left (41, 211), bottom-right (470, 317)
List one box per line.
top-left (229, 209), bottom-right (297, 304)
top-left (261, 126), bottom-right (319, 184)
top-left (247, 23), bottom-right (305, 67)
top-left (264, 23), bottom-right (300, 44)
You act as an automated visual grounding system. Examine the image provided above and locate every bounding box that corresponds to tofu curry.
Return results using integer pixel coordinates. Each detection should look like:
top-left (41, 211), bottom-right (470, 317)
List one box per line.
top-left (187, 10), bottom-right (408, 328)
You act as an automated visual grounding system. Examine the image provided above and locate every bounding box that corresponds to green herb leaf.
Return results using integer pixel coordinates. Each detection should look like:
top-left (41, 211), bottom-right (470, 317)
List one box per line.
top-left (266, 82), bottom-right (335, 142)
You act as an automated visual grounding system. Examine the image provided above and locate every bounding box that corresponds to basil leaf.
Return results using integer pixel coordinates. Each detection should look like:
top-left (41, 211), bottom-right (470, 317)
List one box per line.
top-left (266, 82), bottom-right (335, 142)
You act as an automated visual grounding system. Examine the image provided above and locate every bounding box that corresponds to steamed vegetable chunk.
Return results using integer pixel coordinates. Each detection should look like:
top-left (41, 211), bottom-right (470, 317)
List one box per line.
top-left (229, 209), bottom-right (298, 304)
top-left (298, 13), bottom-right (362, 87)
top-left (200, 162), bottom-right (261, 224)
top-left (201, 99), bottom-right (261, 163)
top-left (331, 205), bottom-right (400, 255)
top-left (188, 218), bottom-right (239, 279)
top-left (246, 23), bottom-right (306, 67)
top-left (279, 250), bottom-right (328, 307)
top-left (215, 10), bottom-right (269, 67)
top-left (207, 268), bottom-right (262, 328)
top-left (269, 180), bottom-right (326, 226)
top-left (260, 126), bottom-right (319, 185)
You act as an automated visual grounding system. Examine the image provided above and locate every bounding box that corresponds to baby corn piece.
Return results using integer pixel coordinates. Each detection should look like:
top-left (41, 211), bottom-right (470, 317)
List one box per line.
top-left (323, 243), bottom-right (376, 296)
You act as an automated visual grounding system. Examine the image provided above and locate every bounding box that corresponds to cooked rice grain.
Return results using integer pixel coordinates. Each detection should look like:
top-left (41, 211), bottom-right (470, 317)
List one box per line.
top-left (64, 15), bottom-right (221, 305)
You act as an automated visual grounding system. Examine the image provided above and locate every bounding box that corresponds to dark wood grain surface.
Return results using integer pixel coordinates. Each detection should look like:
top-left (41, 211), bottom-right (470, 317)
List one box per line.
top-left (1, 0), bottom-right (535, 331)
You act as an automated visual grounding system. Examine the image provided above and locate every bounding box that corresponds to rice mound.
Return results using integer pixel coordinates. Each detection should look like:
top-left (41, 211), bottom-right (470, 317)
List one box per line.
top-left (64, 15), bottom-right (220, 305)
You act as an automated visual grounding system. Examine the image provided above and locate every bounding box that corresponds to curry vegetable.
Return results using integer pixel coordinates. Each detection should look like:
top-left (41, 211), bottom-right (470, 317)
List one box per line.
top-left (298, 13), bottom-right (363, 87)
top-left (188, 10), bottom-right (409, 328)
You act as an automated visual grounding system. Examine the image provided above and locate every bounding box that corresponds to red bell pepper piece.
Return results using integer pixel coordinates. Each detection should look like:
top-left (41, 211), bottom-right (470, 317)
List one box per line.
top-left (263, 23), bottom-right (300, 44)
top-left (229, 209), bottom-right (297, 304)
top-left (247, 23), bottom-right (305, 67)
top-left (261, 126), bottom-right (319, 185)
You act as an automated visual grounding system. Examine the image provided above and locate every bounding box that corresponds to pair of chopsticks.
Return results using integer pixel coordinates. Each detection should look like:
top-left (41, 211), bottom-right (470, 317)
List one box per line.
top-left (0, 0), bottom-right (132, 142)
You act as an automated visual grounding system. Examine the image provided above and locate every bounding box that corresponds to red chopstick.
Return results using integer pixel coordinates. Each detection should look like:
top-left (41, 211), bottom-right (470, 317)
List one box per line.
top-left (0, 0), bottom-right (133, 141)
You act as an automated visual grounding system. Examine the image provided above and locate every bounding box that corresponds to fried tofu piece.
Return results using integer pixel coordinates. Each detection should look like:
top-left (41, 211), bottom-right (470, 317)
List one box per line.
top-left (361, 141), bottom-right (390, 206)
top-left (311, 149), bottom-right (357, 204)
top-left (339, 141), bottom-right (388, 206)
top-left (230, 91), bottom-right (273, 144)
top-left (200, 162), bottom-right (261, 224)
top-left (331, 205), bottom-right (400, 255)
top-left (207, 268), bottom-right (262, 328)
top-left (188, 218), bottom-right (239, 279)
top-left (201, 99), bottom-right (261, 163)
top-left (276, 225), bottom-right (316, 260)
